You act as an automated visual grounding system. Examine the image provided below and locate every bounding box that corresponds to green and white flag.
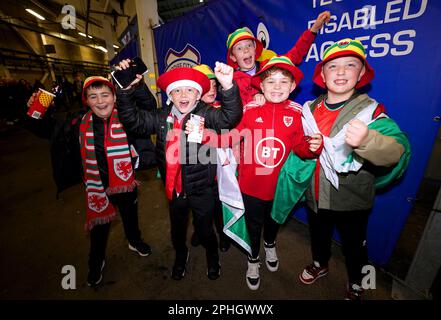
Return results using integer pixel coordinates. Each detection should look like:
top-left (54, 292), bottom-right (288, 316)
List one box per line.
top-left (216, 148), bottom-right (251, 255)
top-left (301, 100), bottom-right (381, 189)
top-left (272, 101), bottom-right (411, 224)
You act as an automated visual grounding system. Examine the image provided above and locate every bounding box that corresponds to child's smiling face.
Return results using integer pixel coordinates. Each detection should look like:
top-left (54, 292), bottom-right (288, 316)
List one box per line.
top-left (169, 86), bottom-right (201, 114)
top-left (201, 79), bottom-right (217, 104)
top-left (229, 39), bottom-right (257, 71)
top-left (260, 70), bottom-right (296, 104)
top-left (86, 85), bottom-right (115, 120)
top-left (321, 56), bottom-right (365, 99)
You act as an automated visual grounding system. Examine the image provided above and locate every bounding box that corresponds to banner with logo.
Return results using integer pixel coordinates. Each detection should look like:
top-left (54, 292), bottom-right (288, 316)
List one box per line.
top-left (153, 0), bottom-right (441, 265)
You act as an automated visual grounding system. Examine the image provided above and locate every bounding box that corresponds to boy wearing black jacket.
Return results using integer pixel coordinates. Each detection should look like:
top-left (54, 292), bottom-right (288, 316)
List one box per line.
top-left (115, 60), bottom-right (242, 280)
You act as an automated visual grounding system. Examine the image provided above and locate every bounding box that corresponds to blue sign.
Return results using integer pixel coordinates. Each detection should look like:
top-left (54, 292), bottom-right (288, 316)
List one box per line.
top-left (153, 0), bottom-right (441, 265)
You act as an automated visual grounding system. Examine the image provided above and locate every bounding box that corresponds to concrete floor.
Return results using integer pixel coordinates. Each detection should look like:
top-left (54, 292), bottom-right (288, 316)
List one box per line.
top-left (0, 127), bottom-right (393, 300)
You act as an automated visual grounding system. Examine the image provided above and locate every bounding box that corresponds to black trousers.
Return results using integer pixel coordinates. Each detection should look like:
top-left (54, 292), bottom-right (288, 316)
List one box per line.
top-left (307, 207), bottom-right (370, 285)
top-left (243, 193), bottom-right (280, 259)
top-left (169, 188), bottom-right (218, 261)
top-left (89, 190), bottom-right (141, 269)
top-left (212, 184), bottom-right (228, 241)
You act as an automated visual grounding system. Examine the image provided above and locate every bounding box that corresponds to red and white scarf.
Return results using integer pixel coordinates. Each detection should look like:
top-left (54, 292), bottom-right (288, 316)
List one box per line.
top-left (79, 108), bottom-right (138, 231)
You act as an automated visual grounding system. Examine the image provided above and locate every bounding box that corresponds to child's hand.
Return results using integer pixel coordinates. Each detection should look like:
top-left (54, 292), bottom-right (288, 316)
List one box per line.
top-left (310, 11), bottom-right (331, 33)
top-left (345, 119), bottom-right (369, 148)
top-left (308, 133), bottom-right (323, 153)
top-left (185, 120), bottom-right (194, 135)
top-left (27, 92), bottom-right (38, 108)
top-left (115, 59), bottom-right (143, 90)
top-left (253, 94), bottom-right (266, 106)
top-left (214, 62), bottom-right (234, 91)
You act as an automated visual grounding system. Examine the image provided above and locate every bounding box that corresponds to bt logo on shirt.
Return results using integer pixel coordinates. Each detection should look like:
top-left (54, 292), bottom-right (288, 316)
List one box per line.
top-left (255, 137), bottom-right (286, 169)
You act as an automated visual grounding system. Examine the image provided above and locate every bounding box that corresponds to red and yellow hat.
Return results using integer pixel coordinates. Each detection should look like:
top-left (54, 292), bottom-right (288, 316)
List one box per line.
top-left (82, 76), bottom-right (116, 106)
top-left (157, 67), bottom-right (210, 98)
top-left (251, 55), bottom-right (304, 89)
top-left (193, 64), bottom-right (216, 80)
top-left (226, 28), bottom-right (263, 68)
top-left (312, 38), bottom-right (375, 89)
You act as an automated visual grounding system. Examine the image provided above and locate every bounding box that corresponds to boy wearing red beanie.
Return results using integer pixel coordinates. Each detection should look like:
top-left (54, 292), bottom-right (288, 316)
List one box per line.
top-left (116, 60), bottom-right (243, 281)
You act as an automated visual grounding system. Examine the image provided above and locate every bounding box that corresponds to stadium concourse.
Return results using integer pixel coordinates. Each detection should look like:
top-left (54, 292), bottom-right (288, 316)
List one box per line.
top-left (0, 125), bottom-right (392, 300)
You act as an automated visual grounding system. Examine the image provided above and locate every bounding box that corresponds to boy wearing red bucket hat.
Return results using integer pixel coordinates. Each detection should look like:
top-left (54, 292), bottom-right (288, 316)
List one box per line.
top-left (241, 56), bottom-right (322, 290)
top-left (297, 38), bottom-right (410, 299)
top-left (116, 60), bottom-right (242, 281)
top-left (226, 11), bottom-right (330, 105)
top-left (27, 76), bottom-right (155, 287)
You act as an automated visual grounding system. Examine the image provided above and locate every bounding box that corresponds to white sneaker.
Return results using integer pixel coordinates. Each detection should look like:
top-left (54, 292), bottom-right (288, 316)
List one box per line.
top-left (246, 260), bottom-right (261, 290)
top-left (264, 244), bottom-right (279, 272)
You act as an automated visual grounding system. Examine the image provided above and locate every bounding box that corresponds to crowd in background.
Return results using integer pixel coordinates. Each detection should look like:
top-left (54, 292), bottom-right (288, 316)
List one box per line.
top-left (0, 74), bottom-right (84, 131)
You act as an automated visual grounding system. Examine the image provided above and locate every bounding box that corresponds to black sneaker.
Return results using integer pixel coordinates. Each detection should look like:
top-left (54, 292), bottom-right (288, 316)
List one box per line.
top-left (171, 251), bottom-right (189, 281)
top-left (128, 241), bottom-right (152, 257)
top-left (191, 231), bottom-right (200, 247)
top-left (87, 260), bottom-right (105, 287)
top-left (207, 254), bottom-right (221, 280)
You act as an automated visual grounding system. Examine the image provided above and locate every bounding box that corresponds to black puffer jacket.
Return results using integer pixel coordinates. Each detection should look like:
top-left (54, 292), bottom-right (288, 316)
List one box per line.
top-left (116, 81), bottom-right (243, 196)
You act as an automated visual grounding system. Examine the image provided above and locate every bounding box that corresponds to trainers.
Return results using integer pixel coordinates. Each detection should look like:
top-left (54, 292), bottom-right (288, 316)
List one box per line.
top-left (246, 257), bottom-right (261, 290)
top-left (128, 241), bottom-right (152, 257)
top-left (87, 260), bottom-right (105, 287)
top-left (264, 242), bottom-right (279, 272)
top-left (207, 254), bottom-right (221, 280)
top-left (171, 251), bottom-right (189, 281)
top-left (345, 283), bottom-right (364, 300)
top-left (299, 261), bottom-right (329, 285)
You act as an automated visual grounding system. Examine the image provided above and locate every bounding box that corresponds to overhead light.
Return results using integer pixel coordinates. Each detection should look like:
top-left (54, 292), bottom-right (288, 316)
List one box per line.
top-left (200, 0), bottom-right (204, 2)
top-left (96, 46), bottom-right (108, 53)
top-left (78, 32), bottom-right (92, 39)
top-left (25, 9), bottom-right (45, 20)
top-left (113, 44), bottom-right (120, 49)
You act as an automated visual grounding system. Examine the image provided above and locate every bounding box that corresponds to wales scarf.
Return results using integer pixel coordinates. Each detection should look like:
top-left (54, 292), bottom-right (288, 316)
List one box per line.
top-left (79, 109), bottom-right (138, 231)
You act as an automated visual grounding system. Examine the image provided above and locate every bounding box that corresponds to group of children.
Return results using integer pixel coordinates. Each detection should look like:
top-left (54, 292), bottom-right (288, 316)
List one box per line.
top-left (27, 10), bottom-right (410, 300)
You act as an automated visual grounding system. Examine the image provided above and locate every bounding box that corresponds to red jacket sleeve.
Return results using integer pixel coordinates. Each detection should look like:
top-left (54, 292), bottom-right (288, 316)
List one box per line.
top-left (233, 71), bottom-right (259, 105)
top-left (283, 29), bottom-right (316, 65)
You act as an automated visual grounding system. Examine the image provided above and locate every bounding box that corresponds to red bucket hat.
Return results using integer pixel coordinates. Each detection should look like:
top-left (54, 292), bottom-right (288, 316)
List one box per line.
top-left (157, 67), bottom-right (210, 99)
top-left (312, 38), bottom-right (375, 89)
top-left (251, 55), bottom-right (304, 89)
top-left (226, 28), bottom-right (264, 69)
top-left (82, 76), bottom-right (116, 106)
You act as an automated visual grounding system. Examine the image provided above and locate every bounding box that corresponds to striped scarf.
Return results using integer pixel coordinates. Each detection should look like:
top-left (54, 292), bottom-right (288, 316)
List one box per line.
top-left (79, 108), bottom-right (138, 231)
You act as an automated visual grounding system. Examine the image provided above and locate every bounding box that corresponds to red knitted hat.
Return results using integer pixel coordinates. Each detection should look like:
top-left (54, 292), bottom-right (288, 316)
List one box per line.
top-left (157, 67), bottom-right (210, 98)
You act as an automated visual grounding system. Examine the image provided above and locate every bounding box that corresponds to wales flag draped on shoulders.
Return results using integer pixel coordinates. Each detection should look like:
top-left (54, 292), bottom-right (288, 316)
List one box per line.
top-left (271, 100), bottom-right (411, 225)
top-left (216, 148), bottom-right (251, 255)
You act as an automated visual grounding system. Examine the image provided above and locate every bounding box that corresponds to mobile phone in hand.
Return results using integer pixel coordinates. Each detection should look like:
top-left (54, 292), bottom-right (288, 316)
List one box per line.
top-left (111, 57), bottom-right (149, 89)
